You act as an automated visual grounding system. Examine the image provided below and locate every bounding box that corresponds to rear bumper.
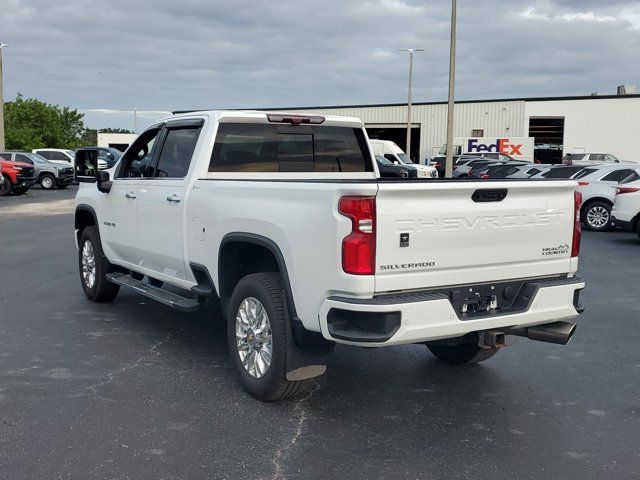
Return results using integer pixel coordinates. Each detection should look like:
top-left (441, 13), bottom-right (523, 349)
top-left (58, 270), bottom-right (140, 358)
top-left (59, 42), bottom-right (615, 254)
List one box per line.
top-left (319, 276), bottom-right (585, 346)
top-left (610, 216), bottom-right (633, 232)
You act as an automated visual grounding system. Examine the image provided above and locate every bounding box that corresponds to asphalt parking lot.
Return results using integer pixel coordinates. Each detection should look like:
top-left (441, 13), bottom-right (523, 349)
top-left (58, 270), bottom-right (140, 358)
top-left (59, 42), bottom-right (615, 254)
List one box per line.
top-left (1, 186), bottom-right (639, 480)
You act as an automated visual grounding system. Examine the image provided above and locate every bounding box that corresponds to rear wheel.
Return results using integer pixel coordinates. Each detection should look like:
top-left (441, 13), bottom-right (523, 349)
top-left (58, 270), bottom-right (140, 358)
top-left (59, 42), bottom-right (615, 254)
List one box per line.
top-left (582, 201), bottom-right (611, 231)
top-left (0, 176), bottom-right (12, 196)
top-left (40, 173), bottom-right (56, 190)
top-left (78, 226), bottom-right (120, 302)
top-left (427, 340), bottom-right (499, 365)
top-left (227, 272), bottom-right (310, 401)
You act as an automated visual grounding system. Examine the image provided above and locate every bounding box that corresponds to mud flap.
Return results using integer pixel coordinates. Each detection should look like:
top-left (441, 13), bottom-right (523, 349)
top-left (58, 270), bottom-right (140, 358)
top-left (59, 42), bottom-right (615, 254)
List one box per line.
top-left (285, 317), bottom-right (328, 381)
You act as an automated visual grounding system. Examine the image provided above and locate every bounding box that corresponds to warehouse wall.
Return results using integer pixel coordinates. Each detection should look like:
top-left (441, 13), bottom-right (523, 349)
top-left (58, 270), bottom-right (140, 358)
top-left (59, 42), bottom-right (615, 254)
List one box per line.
top-left (279, 101), bottom-right (526, 162)
top-left (525, 97), bottom-right (640, 162)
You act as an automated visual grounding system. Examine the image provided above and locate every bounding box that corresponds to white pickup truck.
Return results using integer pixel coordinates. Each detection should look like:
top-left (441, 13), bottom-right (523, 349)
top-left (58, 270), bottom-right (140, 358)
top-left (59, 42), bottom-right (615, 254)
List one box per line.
top-left (74, 111), bottom-right (585, 401)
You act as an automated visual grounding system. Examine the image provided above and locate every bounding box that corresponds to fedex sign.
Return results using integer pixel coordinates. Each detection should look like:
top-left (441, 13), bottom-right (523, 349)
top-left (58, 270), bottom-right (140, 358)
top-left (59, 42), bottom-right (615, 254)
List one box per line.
top-left (457, 136), bottom-right (534, 161)
top-left (468, 138), bottom-right (522, 156)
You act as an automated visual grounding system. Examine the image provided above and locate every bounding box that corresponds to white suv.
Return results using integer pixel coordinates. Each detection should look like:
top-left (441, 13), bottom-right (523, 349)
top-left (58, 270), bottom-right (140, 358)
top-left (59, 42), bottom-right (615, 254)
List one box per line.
top-left (611, 179), bottom-right (640, 237)
top-left (573, 164), bottom-right (640, 231)
top-left (563, 153), bottom-right (620, 165)
top-left (32, 148), bottom-right (75, 165)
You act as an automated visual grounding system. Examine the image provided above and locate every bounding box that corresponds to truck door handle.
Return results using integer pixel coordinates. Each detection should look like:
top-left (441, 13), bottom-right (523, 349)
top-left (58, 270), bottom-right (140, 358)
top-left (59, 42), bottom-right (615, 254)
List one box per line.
top-left (166, 195), bottom-right (182, 203)
top-left (125, 192), bottom-right (137, 199)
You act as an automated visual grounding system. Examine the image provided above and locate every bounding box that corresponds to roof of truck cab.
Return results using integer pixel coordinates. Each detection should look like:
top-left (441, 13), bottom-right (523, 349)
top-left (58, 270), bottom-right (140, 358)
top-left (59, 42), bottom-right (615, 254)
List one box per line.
top-left (165, 110), bottom-right (364, 125)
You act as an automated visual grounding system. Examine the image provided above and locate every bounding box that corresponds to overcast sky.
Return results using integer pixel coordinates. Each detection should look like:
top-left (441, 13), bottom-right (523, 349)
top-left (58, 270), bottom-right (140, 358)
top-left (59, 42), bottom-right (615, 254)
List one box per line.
top-left (2, 0), bottom-right (640, 130)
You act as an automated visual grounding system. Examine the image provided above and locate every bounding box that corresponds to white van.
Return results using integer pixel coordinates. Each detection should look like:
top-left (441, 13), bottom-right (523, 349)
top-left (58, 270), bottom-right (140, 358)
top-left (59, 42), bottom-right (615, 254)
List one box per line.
top-left (369, 140), bottom-right (438, 178)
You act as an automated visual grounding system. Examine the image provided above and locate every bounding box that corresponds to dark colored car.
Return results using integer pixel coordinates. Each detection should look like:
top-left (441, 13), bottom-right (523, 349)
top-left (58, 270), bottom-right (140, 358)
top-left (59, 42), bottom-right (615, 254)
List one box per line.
top-left (532, 165), bottom-right (586, 179)
top-left (471, 162), bottom-right (531, 179)
top-left (376, 155), bottom-right (416, 178)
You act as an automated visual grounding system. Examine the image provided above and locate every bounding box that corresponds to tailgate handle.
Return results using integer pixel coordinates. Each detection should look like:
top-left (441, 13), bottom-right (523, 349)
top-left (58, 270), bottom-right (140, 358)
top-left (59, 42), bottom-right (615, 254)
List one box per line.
top-left (472, 189), bottom-right (508, 202)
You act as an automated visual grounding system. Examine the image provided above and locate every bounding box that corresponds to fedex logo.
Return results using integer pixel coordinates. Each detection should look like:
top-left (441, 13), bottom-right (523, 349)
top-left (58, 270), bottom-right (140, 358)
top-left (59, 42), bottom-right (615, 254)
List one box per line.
top-left (468, 138), bottom-right (523, 156)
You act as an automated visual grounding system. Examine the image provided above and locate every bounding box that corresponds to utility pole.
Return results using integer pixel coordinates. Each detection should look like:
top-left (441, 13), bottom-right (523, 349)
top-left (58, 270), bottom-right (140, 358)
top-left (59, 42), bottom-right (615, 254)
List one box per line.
top-left (0, 44), bottom-right (9, 151)
top-left (399, 48), bottom-right (423, 161)
top-left (133, 108), bottom-right (138, 134)
top-left (444, 0), bottom-right (457, 178)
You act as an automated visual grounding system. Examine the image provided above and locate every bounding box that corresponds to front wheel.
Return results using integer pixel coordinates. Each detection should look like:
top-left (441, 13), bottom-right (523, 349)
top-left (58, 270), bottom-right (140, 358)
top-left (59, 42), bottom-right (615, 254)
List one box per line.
top-left (12, 186), bottom-right (29, 195)
top-left (227, 272), bottom-right (310, 401)
top-left (40, 173), bottom-right (56, 190)
top-left (78, 226), bottom-right (120, 302)
top-left (427, 341), bottom-right (499, 365)
top-left (582, 201), bottom-right (611, 231)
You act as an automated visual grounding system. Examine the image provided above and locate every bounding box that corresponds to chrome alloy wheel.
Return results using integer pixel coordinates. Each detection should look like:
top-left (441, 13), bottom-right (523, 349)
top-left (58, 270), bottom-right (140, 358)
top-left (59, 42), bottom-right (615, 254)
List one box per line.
top-left (81, 240), bottom-right (96, 289)
top-left (586, 205), bottom-right (609, 229)
top-left (235, 297), bottom-right (273, 378)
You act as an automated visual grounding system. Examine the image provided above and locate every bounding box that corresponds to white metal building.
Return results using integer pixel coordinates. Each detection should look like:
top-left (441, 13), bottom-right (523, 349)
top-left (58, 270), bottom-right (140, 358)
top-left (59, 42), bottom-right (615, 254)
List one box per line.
top-left (97, 132), bottom-right (137, 152)
top-left (272, 93), bottom-right (640, 164)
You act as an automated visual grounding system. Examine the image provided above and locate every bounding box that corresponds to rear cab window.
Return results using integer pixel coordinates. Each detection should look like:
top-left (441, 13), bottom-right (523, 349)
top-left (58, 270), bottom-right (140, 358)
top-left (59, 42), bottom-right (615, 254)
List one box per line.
top-left (209, 120), bottom-right (373, 174)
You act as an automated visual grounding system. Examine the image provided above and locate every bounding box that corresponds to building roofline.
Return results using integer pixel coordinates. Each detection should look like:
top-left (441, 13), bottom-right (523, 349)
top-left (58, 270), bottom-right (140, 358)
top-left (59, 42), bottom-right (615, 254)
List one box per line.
top-left (173, 93), bottom-right (640, 115)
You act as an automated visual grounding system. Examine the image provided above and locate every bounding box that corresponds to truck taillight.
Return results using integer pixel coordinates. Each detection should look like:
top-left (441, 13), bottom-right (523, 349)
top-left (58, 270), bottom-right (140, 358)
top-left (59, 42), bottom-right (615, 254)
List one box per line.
top-left (339, 196), bottom-right (376, 275)
top-left (572, 191), bottom-right (582, 258)
top-left (616, 186), bottom-right (640, 195)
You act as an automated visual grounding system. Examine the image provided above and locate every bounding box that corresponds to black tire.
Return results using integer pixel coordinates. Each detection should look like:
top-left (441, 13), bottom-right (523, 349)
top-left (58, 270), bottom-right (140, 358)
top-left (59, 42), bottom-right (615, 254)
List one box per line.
top-left (427, 341), bottom-right (499, 365)
top-left (636, 220), bottom-right (640, 240)
top-left (12, 186), bottom-right (29, 195)
top-left (0, 175), bottom-right (12, 196)
top-left (40, 173), bottom-right (56, 190)
top-left (581, 201), bottom-right (612, 232)
top-left (227, 272), bottom-right (310, 401)
top-left (57, 184), bottom-right (68, 189)
top-left (78, 226), bottom-right (120, 302)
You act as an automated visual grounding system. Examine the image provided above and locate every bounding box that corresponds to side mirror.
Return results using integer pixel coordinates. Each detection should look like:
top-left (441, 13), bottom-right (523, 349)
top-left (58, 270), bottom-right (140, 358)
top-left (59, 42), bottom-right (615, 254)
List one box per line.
top-left (75, 150), bottom-right (98, 183)
top-left (97, 170), bottom-right (112, 193)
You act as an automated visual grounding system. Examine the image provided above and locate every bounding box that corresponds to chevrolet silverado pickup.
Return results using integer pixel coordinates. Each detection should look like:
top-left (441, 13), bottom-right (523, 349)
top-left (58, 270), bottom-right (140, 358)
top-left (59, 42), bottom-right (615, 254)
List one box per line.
top-left (74, 111), bottom-right (585, 401)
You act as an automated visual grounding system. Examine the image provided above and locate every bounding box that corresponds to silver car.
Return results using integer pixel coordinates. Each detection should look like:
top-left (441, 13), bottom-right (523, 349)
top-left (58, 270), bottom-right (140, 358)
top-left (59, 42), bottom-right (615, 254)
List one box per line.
top-left (574, 164), bottom-right (640, 231)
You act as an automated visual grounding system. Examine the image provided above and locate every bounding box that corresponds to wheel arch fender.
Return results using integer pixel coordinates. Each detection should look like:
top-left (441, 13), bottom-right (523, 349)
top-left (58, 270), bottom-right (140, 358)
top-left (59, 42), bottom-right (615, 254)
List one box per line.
top-left (75, 205), bottom-right (99, 246)
top-left (218, 232), bottom-right (299, 322)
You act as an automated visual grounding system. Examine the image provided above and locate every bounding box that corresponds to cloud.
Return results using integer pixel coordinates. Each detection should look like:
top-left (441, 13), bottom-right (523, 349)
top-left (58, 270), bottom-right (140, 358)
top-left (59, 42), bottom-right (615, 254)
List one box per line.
top-left (0, 0), bottom-right (638, 129)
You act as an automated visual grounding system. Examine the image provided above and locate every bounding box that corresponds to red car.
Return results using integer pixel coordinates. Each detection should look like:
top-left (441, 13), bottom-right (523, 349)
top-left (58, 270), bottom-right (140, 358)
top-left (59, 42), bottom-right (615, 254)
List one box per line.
top-left (0, 159), bottom-right (36, 196)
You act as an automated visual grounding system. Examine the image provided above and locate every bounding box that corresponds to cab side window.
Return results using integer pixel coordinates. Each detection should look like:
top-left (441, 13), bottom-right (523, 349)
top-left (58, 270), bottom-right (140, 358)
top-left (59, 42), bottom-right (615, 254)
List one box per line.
top-left (16, 154), bottom-right (34, 165)
top-left (154, 127), bottom-right (202, 179)
top-left (117, 128), bottom-right (163, 179)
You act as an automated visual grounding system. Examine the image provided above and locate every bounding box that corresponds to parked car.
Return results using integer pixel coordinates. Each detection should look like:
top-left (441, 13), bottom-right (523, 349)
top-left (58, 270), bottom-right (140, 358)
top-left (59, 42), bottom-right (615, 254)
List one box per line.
top-left (472, 162), bottom-right (532, 179)
top-left (429, 154), bottom-right (469, 177)
top-left (0, 158), bottom-right (36, 196)
top-left (530, 165), bottom-right (586, 179)
top-left (74, 110), bottom-right (585, 401)
top-left (375, 155), bottom-right (414, 178)
top-left (575, 164), bottom-right (640, 231)
top-left (370, 140), bottom-right (437, 178)
top-left (562, 153), bottom-right (620, 165)
top-left (611, 178), bottom-right (640, 237)
top-left (453, 158), bottom-right (496, 178)
top-left (32, 148), bottom-right (76, 165)
top-left (506, 164), bottom-right (552, 179)
top-left (0, 151), bottom-right (75, 190)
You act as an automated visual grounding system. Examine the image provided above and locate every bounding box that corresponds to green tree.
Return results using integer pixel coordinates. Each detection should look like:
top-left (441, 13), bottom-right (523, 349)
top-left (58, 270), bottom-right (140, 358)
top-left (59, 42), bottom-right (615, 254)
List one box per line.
top-left (4, 94), bottom-right (86, 150)
top-left (99, 128), bottom-right (133, 134)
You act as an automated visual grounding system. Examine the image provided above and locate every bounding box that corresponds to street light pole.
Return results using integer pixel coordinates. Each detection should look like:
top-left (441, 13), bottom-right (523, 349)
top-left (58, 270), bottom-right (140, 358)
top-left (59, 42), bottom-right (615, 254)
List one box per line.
top-left (399, 48), bottom-right (423, 161)
top-left (444, 0), bottom-right (457, 178)
top-left (0, 44), bottom-right (9, 151)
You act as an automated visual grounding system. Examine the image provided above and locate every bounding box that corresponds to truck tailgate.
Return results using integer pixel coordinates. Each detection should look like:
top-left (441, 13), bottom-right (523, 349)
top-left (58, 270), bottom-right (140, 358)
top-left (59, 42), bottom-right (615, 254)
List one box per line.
top-left (375, 180), bottom-right (577, 293)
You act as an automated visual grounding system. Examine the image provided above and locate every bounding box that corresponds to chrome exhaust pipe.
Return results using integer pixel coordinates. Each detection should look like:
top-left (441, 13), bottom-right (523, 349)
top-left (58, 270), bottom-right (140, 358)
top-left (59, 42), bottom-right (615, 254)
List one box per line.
top-left (505, 321), bottom-right (577, 346)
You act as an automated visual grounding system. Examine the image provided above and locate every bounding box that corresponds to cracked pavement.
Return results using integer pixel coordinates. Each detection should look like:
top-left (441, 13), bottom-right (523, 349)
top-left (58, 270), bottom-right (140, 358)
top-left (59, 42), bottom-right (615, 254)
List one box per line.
top-left (1, 187), bottom-right (640, 479)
